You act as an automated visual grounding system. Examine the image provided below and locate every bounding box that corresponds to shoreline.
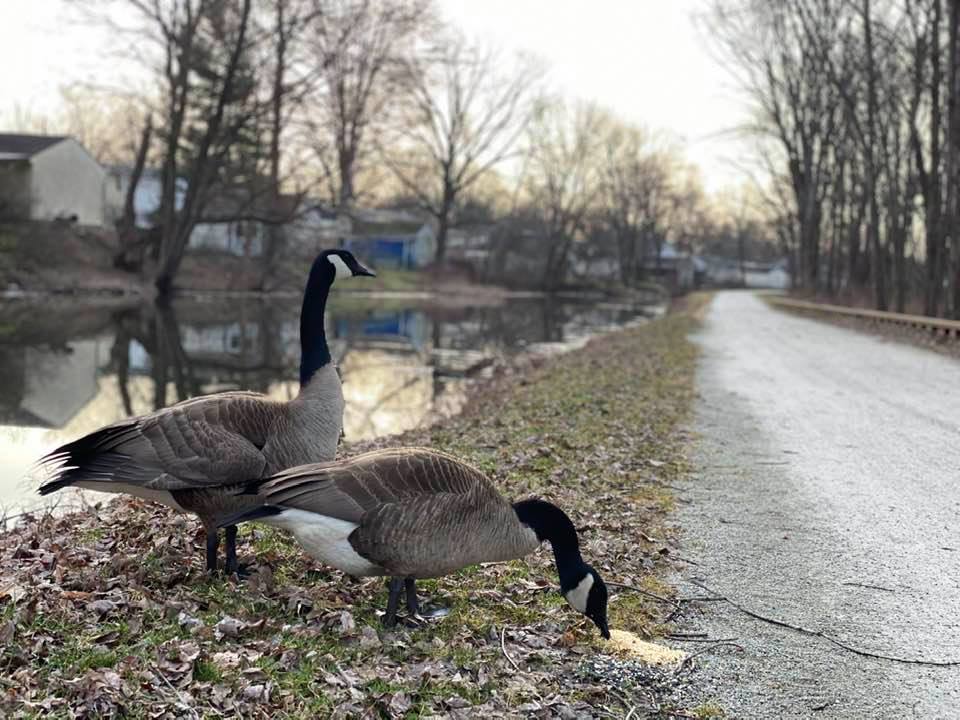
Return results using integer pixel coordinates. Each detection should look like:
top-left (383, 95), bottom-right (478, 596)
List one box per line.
top-left (0, 284), bottom-right (663, 304)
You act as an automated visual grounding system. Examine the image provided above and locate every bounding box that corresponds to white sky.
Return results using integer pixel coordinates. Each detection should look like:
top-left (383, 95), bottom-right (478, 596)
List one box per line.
top-left (0, 0), bottom-right (752, 193)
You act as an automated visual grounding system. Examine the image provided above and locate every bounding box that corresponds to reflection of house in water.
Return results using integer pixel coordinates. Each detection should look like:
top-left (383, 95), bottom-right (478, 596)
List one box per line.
top-left (0, 340), bottom-right (105, 428)
top-left (333, 310), bottom-right (430, 354)
top-left (182, 322), bottom-right (261, 357)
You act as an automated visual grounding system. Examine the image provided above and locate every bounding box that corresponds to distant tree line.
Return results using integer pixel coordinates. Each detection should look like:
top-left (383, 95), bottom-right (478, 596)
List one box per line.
top-left (44, 0), bottom-right (776, 295)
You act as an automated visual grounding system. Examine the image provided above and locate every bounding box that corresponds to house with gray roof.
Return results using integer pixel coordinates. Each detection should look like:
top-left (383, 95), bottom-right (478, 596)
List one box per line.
top-left (0, 133), bottom-right (107, 226)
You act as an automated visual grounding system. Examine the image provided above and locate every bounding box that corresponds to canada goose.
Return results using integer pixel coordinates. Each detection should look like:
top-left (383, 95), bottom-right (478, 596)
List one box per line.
top-left (219, 447), bottom-right (611, 637)
top-left (34, 249), bottom-right (375, 574)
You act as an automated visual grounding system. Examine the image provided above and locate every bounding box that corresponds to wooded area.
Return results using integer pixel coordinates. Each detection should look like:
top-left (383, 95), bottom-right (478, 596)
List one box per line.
top-left (712, 0), bottom-right (960, 316)
top-left (20, 0), bottom-right (772, 295)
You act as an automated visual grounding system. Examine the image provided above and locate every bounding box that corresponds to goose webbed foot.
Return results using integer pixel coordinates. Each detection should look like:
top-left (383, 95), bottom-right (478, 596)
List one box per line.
top-left (401, 578), bottom-right (448, 619)
top-left (405, 578), bottom-right (450, 619)
top-left (377, 578), bottom-right (449, 628)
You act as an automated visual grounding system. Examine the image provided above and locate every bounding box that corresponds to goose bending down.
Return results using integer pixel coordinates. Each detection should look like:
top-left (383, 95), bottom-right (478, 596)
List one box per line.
top-left (34, 249), bottom-right (375, 574)
top-left (219, 447), bottom-right (611, 637)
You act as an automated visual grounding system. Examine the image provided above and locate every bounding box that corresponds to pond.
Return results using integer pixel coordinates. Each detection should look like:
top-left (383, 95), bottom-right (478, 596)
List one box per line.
top-left (0, 291), bottom-right (662, 520)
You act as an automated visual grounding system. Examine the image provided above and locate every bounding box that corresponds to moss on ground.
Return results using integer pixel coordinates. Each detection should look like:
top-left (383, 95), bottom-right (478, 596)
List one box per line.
top-left (0, 297), bottom-right (707, 718)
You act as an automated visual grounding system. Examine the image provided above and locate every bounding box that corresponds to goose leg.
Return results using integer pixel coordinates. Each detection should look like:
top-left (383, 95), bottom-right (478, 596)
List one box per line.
top-left (224, 525), bottom-right (239, 576)
top-left (382, 577), bottom-right (404, 627)
top-left (205, 530), bottom-right (220, 573)
top-left (404, 578), bottom-right (420, 615)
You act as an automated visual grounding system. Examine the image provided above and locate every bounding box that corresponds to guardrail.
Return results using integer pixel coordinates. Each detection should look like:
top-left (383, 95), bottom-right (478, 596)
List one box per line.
top-left (765, 295), bottom-right (960, 337)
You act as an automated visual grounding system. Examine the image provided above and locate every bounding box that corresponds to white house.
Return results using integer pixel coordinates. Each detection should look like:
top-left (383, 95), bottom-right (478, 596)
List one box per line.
top-left (106, 167), bottom-right (272, 257)
top-left (643, 242), bottom-right (696, 291)
top-left (286, 204), bottom-right (350, 253)
top-left (744, 260), bottom-right (791, 289)
top-left (104, 166), bottom-right (186, 229)
top-left (0, 134), bottom-right (107, 226)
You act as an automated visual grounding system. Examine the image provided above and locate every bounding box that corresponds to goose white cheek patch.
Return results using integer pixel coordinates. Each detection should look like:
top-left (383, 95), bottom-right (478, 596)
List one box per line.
top-left (329, 255), bottom-right (353, 279)
top-left (564, 573), bottom-right (594, 613)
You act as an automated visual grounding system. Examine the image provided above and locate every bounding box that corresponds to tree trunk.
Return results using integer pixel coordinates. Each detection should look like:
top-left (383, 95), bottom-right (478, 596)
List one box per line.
top-left (114, 116), bottom-right (152, 271)
top-left (261, 0), bottom-right (287, 292)
top-left (947, 0), bottom-right (960, 316)
top-left (863, 0), bottom-right (888, 310)
top-left (435, 181), bottom-right (454, 264)
top-left (925, 0), bottom-right (944, 316)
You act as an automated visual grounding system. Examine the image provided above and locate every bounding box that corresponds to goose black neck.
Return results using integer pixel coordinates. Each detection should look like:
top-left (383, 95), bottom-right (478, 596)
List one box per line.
top-left (513, 499), bottom-right (584, 580)
top-left (299, 258), bottom-right (334, 387)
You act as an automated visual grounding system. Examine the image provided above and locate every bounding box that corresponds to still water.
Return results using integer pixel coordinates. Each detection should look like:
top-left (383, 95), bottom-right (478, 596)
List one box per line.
top-left (0, 291), bottom-right (660, 519)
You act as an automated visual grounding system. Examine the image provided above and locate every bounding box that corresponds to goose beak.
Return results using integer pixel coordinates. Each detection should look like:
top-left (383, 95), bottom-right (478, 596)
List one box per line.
top-left (356, 263), bottom-right (376, 278)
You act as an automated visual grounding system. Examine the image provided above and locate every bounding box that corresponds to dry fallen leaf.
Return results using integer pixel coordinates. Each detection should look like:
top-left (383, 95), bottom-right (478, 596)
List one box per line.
top-left (214, 616), bottom-right (245, 640)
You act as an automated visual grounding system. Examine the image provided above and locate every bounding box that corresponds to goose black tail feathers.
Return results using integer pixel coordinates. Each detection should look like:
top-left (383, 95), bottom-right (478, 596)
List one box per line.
top-left (35, 421), bottom-right (140, 495)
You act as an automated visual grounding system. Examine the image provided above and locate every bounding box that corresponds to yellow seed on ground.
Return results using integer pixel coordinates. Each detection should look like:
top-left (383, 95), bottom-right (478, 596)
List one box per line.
top-left (607, 629), bottom-right (686, 666)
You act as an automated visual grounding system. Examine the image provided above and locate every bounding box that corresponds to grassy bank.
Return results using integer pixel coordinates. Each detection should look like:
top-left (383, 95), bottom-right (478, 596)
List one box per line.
top-left (0, 298), bottom-right (705, 718)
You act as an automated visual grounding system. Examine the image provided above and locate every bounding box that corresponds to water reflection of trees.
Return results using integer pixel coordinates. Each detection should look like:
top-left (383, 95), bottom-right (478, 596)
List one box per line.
top-left (0, 296), bottom-right (656, 440)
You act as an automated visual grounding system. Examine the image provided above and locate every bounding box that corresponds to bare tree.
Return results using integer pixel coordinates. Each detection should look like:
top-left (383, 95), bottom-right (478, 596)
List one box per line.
top-left (523, 100), bottom-right (604, 288)
top-left (152, 0), bottom-right (257, 297)
top-left (910, 0), bottom-right (946, 315)
top-left (384, 35), bottom-right (540, 262)
top-left (709, 0), bottom-right (951, 313)
top-left (599, 122), bottom-right (672, 285)
top-left (306, 0), bottom-right (432, 208)
top-left (945, 0), bottom-right (960, 316)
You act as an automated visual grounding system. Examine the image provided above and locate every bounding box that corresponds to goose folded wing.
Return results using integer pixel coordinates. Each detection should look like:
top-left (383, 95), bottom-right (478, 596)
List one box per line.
top-left (253, 448), bottom-right (493, 518)
top-left (38, 403), bottom-right (270, 492)
top-left (137, 417), bottom-right (269, 488)
top-left (348, 492), bottom-right (532, 578)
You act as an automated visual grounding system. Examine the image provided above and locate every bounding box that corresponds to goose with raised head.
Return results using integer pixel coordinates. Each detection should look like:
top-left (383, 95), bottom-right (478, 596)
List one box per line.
top-left (34, 249), bottom-right (375, 574)
top-left (219, 447), bottom-right (611, 637)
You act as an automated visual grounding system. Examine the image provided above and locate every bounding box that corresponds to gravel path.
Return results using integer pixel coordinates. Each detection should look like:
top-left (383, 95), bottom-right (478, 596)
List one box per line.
top-left (674, 291), bottom-right (960, 718)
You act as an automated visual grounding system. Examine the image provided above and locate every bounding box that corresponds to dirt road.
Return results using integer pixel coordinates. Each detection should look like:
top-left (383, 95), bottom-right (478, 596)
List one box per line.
top-left (675, 292), bottom-right (960, 718)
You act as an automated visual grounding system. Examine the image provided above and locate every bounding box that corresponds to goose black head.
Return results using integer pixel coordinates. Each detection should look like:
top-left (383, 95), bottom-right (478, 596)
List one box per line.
top-left (562, 563), bottom-right (610, 640)
top-left (320, 249), bottom-right (376, 281)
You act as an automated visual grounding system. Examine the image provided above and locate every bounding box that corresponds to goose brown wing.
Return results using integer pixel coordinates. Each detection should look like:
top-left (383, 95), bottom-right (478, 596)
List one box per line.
top-left (38, 392), bottom-right (277, 493)
top-left (252, 448), bottom-right (498, 523)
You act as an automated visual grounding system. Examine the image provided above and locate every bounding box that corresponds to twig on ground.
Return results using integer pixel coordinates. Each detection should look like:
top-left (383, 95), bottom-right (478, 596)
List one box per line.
top-left (607, 582), bottom-right (680, 608)
top-left (842, 582), bottom-right (895, 593)
top-left (500, 626), bottom-right (521, 672)
top-left (667, 632), bottom-right (708, 639)
top-left (690, 580), bottom-right (960, 667)
top-left (667, 633), bottom-right (740, 643)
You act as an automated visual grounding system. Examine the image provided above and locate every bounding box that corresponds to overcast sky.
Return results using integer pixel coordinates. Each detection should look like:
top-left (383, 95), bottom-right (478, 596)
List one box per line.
top-left (0, 0), bottom-right (751, 193)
